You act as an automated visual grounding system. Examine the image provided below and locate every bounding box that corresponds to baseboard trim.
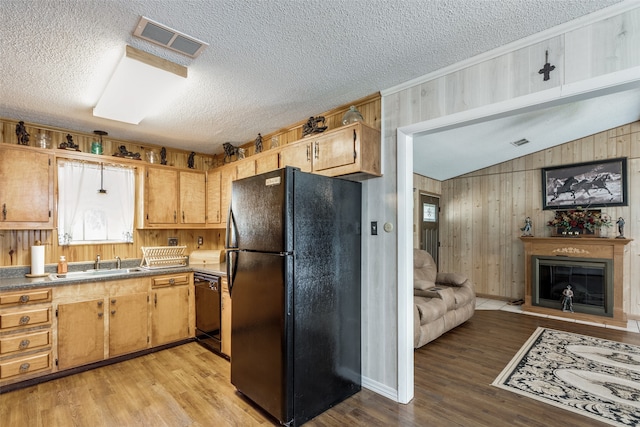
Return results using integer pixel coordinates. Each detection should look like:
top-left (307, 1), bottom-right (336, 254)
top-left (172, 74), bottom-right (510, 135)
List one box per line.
top-left (362, 375), bottom-right (399, 402)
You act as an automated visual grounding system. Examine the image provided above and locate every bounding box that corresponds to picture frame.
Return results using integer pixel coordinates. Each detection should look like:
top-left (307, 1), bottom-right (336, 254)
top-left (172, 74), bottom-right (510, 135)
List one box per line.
top-left (541, 157), bottom-right (628, 210)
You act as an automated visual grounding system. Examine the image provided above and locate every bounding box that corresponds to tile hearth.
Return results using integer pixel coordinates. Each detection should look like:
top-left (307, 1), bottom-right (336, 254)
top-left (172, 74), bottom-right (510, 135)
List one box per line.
top-left (475, 297), bottom-right (640, 334)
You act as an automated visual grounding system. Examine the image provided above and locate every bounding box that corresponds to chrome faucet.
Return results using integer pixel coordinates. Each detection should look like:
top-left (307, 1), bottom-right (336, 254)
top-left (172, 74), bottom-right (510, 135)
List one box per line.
top-left (94, 254), bottom-right (101, 270)
top-left (115, 256), bottom-right (121, 269)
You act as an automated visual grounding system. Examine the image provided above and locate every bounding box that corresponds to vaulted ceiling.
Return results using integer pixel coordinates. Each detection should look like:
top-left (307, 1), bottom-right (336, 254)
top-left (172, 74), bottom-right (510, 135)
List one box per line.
top-left (0, 0), bottom-right (625, 161)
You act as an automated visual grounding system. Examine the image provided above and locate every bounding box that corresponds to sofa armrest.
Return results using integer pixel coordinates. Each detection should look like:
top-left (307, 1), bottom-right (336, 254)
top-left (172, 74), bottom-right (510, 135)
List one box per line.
top-left (435, 272), bottom-right (467, 286)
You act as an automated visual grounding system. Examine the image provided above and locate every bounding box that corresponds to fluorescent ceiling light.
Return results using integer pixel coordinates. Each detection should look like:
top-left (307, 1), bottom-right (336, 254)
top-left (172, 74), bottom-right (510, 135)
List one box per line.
top-left (93, 45), bottom-right (187, 125)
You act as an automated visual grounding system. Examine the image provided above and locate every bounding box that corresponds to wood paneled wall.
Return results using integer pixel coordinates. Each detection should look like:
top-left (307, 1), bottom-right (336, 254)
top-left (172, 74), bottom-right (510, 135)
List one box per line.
top-left (438, 121), bottom-right (639, 315)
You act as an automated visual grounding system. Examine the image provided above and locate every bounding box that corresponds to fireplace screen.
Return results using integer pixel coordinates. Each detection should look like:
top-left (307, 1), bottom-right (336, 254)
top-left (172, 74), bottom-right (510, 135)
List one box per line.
top-left (532, 256), bottom-right (613, 317)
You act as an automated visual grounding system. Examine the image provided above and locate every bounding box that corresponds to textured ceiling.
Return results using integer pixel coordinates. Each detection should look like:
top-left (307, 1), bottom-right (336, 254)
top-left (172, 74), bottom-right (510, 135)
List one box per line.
top-left (0, 0), bottom-right (624, 156)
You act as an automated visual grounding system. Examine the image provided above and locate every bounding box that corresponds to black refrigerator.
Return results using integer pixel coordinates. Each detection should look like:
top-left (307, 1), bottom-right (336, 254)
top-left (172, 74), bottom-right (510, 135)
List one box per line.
top-left (225, 166), bottom-right (361, 426)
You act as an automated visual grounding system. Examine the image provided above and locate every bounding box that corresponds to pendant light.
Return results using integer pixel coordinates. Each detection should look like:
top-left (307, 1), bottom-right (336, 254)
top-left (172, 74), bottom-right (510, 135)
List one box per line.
top-left (98, 163), bottom-right (107, 194)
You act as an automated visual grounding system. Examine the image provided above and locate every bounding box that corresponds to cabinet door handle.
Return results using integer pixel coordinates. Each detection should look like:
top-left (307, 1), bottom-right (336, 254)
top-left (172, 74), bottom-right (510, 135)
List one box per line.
top-left (97, 301), bottom-right (103, 307)
top-left (169, 278), bottom-right (175, 285)
top-left (19, 339), bottom-right (31, 350)
top-left (154, 293), bottom-right (157, 307)
top-left (174, 211), bottom-right (177, 223)
top-left (182, 211), bottom-right (185, 222)
top-left (19, 315), bottom-right (30, 325)
top-left (111, 310), bottom-right (116, 315)
top-left (98, 312), bottom-right (103, 318)
top-left (111, 299), bottom-right (116, 304)
top-left (19, 295), bottom-right (30, 303)
top-left (314, 141), bottom-right (319, 159)
top-left (19, 363), bottom-right (31, 373)
top-left (2, 203), bottom-right (6, 221)
top-left (306, 145), bottom-right (310, 161)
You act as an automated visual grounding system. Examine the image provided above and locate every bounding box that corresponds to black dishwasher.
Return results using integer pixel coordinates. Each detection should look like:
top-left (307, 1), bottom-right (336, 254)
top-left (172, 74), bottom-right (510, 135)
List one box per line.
top-left (194, 271), bottom-right (222, 354)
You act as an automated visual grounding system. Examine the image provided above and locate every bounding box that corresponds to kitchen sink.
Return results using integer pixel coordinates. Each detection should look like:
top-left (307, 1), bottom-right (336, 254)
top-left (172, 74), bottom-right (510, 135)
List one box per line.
top-left (49, 267), bottom-right (143, 280)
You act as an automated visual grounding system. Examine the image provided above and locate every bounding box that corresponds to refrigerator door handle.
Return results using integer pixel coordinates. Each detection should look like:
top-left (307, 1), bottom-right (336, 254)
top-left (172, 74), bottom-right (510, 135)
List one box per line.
top-left (226, 249), bottom-right (239, 297)
top-left (225, 203), bottom-right (238, 249)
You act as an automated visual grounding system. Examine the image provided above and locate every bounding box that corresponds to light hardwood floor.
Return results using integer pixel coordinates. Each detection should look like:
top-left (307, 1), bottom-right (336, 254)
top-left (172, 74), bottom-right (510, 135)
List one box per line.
top-left (2, 310), bottom-right (639, 426)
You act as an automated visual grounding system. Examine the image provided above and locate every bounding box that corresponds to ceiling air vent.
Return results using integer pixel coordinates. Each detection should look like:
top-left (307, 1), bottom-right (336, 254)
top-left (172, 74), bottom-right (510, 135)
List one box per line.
top-left (510, 138), bottom-right (530, 147)
top-left (133, 16), bottom-right (208, 58)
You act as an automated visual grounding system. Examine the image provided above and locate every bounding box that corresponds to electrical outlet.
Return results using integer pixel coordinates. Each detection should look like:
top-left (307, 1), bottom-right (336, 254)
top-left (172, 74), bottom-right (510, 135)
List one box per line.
top-left (168, 237), bottom-right (178, 246)
top-left (197, 236), bottom-right (203, 246)
top-left (371, 221), bottom-right (378, 235)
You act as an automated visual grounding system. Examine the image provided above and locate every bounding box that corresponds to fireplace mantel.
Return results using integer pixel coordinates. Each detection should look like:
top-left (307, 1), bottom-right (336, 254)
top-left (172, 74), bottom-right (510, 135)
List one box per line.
top-left (520, 237), bottom-right (632, 327)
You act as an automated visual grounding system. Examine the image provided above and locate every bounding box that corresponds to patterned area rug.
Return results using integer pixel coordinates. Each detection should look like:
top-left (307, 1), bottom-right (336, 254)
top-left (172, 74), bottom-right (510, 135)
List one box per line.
top-left (493, 327), bottom-right (640, 426)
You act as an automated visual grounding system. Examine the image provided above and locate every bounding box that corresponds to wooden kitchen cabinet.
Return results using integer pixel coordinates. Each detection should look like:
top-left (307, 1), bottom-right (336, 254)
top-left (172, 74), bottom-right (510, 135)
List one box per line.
top-left (220, 163), bottom-right (236, 226)
top-left (311, 122), bottom-right (381, 177)
top-left (179, 170), bottom-right (206, 225)
top-left (0, 144), bottom-right (54, 229)
top-left (57, 299), bottom-right (105, 370)
top-left (145, 166), bottom-right (179, 225)
top-left (206, 169), bottom-right (222, 225)
top-left (0, 287), bottom-right (53, 385)
top-left (144, 166), bottom-right (206, 227)
top-left (279, 141), bottom-right (312, 172)
top-left (255, 151), bottom-right (279, 175)
top-left (221, 277), bottom-right (231, 357)
top-left (235, 159), bottom-right (256, 180)
top-left (150, 273), bottom-right (192, 346)
top-left (108, 293), bottom-right (148, 357)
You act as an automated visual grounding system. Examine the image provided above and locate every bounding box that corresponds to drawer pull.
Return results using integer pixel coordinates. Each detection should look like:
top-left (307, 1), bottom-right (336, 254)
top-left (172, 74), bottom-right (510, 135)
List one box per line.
top-left (19, 339), bottom-right (31, 350)
top-left (19, 363), bottom-right (31, 373)
top-left (169, 278), bottom-right (175, 285)
top-left (19, 295), bottom-right (30, 303)
top-left (19, 315), bottom-right (31, 325)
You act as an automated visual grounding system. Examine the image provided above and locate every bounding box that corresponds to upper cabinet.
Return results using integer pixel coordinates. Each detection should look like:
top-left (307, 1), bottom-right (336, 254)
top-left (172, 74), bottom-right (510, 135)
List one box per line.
top-left (310, 122), bottom-right (381, 177)
top-left (217, 122), bottom-right (381, 181)
top-left (0, 145), bottom-right (54, 229)
top-left (143, 166), bottom-right (206, 228)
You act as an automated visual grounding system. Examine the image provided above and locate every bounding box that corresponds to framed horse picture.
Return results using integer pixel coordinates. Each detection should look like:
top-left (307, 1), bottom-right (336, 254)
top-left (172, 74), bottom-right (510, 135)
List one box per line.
top-left (542, 157), bottom-right (628, 210)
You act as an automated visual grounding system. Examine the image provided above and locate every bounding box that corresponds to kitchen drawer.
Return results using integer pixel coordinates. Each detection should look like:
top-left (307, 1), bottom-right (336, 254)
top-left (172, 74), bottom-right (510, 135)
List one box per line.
top-left (152, 274), bottom-right (190, 288)
top-left (0, 330), bottom-right (51, 355)
top-left (0, 351), bottom-right (51, 379)
top-left (0, 307), bottom-right (52, 330)
top-left (0, 288), bottom-right (52, 306)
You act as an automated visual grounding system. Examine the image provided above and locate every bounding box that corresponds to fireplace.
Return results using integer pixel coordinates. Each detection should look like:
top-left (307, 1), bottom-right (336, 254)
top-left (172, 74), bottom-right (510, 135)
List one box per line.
top-left (532, 256), bottom-right (613, 317)
top-left (520, 237), bottom-right (631, 327)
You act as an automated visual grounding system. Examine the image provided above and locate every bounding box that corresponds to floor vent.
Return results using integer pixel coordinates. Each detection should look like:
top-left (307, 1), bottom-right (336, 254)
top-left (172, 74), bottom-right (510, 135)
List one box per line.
top-left (133, 16), bottom-right (208, 58)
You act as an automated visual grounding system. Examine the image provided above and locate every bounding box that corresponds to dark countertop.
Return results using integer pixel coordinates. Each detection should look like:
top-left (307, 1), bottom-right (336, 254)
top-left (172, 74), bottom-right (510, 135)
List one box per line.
top-left (0, 265), bottom-right (195, 292)
top-left (191, 262), bottom-right (227, 277)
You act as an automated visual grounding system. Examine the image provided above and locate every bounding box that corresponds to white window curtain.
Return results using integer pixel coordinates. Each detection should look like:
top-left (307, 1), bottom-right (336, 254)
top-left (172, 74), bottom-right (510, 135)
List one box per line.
top-left (58, 160), bottom-right (135, 245)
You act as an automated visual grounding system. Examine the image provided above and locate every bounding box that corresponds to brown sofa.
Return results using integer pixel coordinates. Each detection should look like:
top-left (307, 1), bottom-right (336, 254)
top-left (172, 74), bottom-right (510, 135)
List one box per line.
top-left (414, 249), bottom-right (475, 348)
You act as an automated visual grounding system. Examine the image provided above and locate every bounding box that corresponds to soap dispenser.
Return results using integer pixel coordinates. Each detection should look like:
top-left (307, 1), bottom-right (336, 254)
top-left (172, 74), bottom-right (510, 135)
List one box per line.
top-left (57, 256), bottom-right (68, 274)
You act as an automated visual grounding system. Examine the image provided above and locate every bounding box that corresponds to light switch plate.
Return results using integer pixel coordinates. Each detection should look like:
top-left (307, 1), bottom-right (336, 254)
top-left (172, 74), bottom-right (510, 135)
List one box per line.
top-left (168, 237), bottom-right (178, 246)
top-left (371, 221), bottom-right (378, 235)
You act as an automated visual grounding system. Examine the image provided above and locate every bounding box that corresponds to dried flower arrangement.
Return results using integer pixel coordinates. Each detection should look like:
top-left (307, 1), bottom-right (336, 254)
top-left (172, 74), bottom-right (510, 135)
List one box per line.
top-left (547, 208), bottom-right (612, 232)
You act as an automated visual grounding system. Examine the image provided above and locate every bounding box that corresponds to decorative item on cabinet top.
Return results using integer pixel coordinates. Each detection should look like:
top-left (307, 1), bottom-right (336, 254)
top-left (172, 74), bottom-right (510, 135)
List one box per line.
top-left (342, 106), bottom-right (364, 125)
top-left (302, 116), bottom-right (327, 137)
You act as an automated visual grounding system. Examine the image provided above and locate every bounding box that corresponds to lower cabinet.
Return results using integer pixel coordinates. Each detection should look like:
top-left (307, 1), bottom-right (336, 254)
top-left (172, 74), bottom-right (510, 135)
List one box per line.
top-left (150, 274), bottom-right (191, 347)
top-left (0, 288), bottom-right (53, 385)
top-left (57, 299), bottom-right (105, 370)
top-left (108, 293), bottom-right (149, 357)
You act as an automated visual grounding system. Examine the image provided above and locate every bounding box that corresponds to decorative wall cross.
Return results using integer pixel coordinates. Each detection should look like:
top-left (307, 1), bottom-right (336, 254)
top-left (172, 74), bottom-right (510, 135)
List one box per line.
top-left (538, 50), bottom-right (555, 81)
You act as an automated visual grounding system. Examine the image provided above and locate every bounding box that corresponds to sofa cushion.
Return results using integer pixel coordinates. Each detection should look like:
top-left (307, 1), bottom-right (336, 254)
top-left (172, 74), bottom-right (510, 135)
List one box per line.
top-left (436, 272), bottom-right (468, 286)
top-left (414, 296), bottom-right (447, 325)
top-left (414, 249), bottom-right (437, 290)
